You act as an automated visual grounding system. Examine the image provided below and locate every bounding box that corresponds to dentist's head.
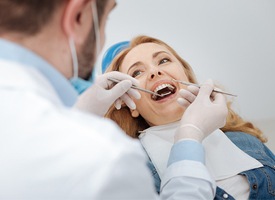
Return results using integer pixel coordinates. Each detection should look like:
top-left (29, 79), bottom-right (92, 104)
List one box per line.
top-left (0, 0), bottom-right (116, 80)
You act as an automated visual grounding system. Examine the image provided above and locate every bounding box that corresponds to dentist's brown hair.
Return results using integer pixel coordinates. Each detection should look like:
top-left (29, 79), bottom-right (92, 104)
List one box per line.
top-left (0, 0), bottom-right (109, 35)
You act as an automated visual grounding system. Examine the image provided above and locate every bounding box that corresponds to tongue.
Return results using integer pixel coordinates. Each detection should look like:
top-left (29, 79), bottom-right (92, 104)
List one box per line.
top-left (158, 87), bottom-right (172, 96)
top-left (155, 88), bottom-right (173, 101)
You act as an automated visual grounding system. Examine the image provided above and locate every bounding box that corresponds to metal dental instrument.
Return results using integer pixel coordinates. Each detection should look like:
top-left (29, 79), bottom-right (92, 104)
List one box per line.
top-left (172, 79), bottom-right (237, 97)
top-left (107, 77), bottom-right (163, 97)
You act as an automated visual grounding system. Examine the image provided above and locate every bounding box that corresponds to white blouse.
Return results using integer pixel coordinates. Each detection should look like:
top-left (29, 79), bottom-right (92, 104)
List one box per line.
top-left (139, 121), bottom-right (263, 199)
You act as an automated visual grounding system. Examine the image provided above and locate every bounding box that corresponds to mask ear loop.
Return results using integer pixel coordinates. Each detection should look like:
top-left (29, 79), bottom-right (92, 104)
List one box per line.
top-left (69, 37), bottom-right (79, 80)
top-left (91, 0), bottom-right (102, 77)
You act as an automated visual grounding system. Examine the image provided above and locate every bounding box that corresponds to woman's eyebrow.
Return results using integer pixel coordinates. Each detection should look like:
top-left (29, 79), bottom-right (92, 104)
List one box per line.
top-left (127, 61), bottom-right (142, 74)
top-left (127, 51), bottom-right (170, 73)
top-left (152, 51), bottom-right (170, 59)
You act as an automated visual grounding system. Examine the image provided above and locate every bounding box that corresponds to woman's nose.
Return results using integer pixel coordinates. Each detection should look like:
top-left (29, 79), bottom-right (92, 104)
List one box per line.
top-left (149, 68), bottom-right (162, 79)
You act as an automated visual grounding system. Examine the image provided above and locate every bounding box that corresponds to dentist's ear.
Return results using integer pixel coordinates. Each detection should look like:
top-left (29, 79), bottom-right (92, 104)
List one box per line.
top-left (131, 109), bottom-right (140, 118)
top-left (62, 0), bottom-right (92, 44)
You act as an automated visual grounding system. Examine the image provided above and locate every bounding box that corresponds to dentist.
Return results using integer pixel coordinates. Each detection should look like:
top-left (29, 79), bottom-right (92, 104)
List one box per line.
top-left (0, 0), bottom-right (227, 199)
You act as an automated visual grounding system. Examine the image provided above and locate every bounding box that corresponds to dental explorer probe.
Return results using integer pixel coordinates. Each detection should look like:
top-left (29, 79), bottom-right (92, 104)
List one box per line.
top-left (107, 77), bottom-right (163, 97)
top-left (172, 79), bottom-right (237, 97)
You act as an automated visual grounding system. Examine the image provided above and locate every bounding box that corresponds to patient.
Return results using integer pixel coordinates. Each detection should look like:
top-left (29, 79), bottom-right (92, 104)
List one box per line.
top-left (104, 35), bottom-right (275, 200)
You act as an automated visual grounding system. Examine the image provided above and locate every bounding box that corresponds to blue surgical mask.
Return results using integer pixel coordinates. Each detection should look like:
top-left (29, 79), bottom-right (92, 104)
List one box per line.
top-left (70, 77), bottom-right (93, 94)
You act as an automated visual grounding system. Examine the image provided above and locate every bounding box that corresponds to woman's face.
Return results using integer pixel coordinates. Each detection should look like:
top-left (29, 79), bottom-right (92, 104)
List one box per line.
top-left (119, 43), bottom-right (190, 126)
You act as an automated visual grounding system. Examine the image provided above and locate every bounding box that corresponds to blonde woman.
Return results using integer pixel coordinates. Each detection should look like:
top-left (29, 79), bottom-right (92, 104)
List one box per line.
top-left (104, 35), bottom-right (275, 200)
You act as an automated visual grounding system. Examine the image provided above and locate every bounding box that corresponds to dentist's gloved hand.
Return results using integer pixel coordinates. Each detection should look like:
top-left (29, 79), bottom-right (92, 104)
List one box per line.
top-left (177, 85), bottom-right (199, 108)
top-left (74, 71), bottom-right (141, 117)
top-left (175, 79), bottom-right (228, 143)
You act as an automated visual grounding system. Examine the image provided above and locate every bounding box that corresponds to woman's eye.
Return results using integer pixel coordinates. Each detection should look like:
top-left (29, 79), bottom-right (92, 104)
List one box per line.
top-left (159, 58), bottom-right (170, 65)
top-left (132, 70), bottom-right (142, 78)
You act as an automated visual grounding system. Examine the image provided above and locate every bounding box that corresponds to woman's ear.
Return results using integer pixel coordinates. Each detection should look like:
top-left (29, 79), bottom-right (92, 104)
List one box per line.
top-left (131, 109), bottom-right (140, 118)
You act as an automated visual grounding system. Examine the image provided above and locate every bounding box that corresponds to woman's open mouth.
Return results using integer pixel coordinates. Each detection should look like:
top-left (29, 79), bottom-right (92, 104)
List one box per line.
top-left (151, 83), bottom-right (176, 101)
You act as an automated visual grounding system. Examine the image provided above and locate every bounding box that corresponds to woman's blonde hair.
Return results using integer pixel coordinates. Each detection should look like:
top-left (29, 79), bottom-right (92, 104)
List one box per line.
top-left (105, 35), bottom-right (267, 142)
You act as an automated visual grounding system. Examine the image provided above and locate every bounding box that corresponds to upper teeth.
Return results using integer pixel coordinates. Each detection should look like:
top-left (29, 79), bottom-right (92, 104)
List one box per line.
top-left (153, 84), bottom-right (174, 93)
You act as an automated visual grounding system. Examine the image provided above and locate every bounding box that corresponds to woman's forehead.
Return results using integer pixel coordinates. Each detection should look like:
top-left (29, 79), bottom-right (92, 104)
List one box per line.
top-left (130, 43), bottom-right (167, 54)
top-left (123, 43), bottom-right (170, 63)
top-left (118, 43), bottom-right (174, 73)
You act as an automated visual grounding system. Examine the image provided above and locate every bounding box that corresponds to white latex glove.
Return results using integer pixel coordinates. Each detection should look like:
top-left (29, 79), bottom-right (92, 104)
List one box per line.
top-left (175, 79), bottom-right (228, 143)
top-left (74, 71), bottom-right (141, 117)
top-left (177, 85), bottom-right (199, 108)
